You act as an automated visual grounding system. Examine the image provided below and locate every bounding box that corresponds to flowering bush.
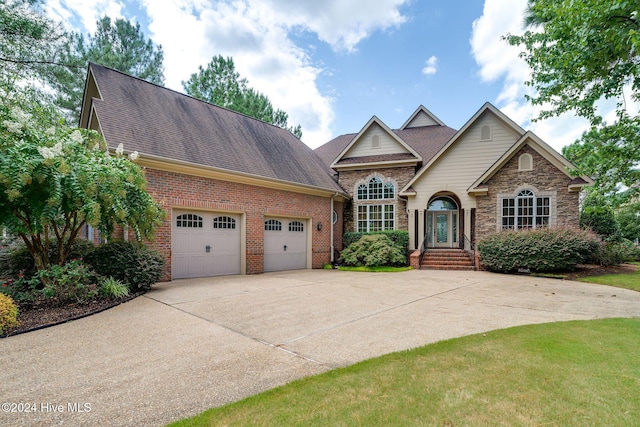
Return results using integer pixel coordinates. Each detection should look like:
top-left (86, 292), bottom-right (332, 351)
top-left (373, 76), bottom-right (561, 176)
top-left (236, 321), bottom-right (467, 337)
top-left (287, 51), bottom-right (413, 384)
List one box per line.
top-left (0, 94), bottom-right (165, 275)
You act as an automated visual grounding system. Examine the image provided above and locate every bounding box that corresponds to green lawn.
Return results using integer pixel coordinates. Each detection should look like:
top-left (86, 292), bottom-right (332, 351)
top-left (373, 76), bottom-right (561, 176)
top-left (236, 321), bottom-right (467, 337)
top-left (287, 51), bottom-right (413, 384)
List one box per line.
top-left (578, 262), bottom-right (640, 292)
top-left (169, 318), bottom-right (640, 427)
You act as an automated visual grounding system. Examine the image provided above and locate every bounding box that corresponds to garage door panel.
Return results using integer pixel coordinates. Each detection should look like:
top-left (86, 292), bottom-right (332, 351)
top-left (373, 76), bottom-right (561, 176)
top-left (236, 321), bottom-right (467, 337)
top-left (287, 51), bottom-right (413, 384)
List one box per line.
top-left (264, 219), bottom-right (307, 272)
top-left (172, 211), bottom-right (241, 279)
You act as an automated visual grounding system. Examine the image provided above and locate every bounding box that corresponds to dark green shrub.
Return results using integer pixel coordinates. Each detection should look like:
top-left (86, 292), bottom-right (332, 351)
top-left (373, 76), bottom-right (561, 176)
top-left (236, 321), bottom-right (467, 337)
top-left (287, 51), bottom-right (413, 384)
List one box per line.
top-left (5, 238), bottom-right (95, 279)
top-left (580, 202), bottom-right (620, 239)
top-left (38, 260), bottom-right (98, 304)
top-left (339, 234), bottom-right (407, 267)
top-left (343, 230), bottom-right (409, 256)
top-left (591, 238), bottom-right (640, 266)
top-left (477, 228), bottom-right (600, 273)
top-left (84, 241), bottom-right (164, 291)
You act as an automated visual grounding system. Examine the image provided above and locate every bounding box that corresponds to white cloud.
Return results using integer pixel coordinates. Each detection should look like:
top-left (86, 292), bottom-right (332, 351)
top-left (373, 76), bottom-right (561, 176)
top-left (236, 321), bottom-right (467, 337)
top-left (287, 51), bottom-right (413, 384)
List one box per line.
top-left (421, 55), bottom-right (438, 76)
top-left (45, 0), bottom-right (125, 32)
top-left (470, 0), bottom-right (593, 152)
top-left (44, 0), bottom-right (410, 148)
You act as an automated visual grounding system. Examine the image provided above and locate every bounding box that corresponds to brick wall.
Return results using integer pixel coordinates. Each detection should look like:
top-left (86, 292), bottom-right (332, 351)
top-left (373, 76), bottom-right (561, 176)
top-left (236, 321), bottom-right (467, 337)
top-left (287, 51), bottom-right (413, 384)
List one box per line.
top-left (144, 168), bottom-right (335, 280)
top-left (338, 166), bottom-right (415, 232)
top-left (475, 145), bottom-right (580, 238)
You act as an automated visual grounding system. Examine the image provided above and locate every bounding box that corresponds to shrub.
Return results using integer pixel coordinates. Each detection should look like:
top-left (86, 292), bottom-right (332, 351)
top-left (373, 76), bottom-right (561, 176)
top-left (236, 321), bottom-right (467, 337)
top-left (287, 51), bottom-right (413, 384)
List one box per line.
top-left (477, 228), bottom-right (600, 273)
top-left (99, 277), bottom-right (130, 299)
top-left (591, 238), bottom-right (640, 266)
top-left (5, 238), bottom-right (95, 280)
top-left (1, 274), bottom-right (41, 304)
top-left (84, 241), bottom-right (164, 291)
top-left (343, 230), bottom-right (409, 256)
top-left (38, 260), bottom-right (98, 304)
top-left (0, 293), bottom-right (19, 335)
top-left (580, 203), bottom-right (620, 239)
top-left (339, 234), bottom-right (407, 267)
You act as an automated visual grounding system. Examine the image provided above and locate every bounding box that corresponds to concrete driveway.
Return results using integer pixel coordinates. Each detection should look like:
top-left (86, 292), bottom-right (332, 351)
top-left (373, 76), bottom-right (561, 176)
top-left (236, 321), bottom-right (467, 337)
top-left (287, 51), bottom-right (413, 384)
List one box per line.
top-left (1, 269), bottom-right (639, 426)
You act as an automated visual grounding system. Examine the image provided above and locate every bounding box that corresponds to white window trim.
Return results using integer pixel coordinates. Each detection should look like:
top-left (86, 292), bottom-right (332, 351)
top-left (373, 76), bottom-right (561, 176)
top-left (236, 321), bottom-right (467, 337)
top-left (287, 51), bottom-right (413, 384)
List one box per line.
top-left (496, 187), bottom-right (556, 230)
top-left (357, 204), bottom-right (395, 232)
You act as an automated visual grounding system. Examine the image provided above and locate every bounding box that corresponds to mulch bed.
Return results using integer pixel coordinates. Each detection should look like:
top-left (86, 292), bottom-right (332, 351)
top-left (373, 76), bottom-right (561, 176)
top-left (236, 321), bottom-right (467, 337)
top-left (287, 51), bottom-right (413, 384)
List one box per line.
top-left (2, 263), bottom-right (637, 338)
top-left (2, 292), bottom-right (143, 337)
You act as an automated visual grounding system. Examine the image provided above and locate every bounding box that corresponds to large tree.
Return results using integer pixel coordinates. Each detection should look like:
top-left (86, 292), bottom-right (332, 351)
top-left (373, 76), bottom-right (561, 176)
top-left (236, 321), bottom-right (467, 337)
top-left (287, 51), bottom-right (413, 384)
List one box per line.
top-left (506, 0), bottom-right (640, 206)
top-left (183, 55), bottom-right (302, 138)
top-left (50, 16), bottom-right (165, 123)
top-left (0, 91), bottom-right (165, 273)
top-left (0, 0), bottom-right (68, 88)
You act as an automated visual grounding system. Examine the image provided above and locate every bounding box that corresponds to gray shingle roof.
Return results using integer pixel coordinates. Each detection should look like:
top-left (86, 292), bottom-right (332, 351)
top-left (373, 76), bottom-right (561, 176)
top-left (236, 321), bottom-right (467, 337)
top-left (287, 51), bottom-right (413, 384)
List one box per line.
top-left (314, 124), bottom-right (457, 168)
top-left (87, 63), bottom-right (344, 194)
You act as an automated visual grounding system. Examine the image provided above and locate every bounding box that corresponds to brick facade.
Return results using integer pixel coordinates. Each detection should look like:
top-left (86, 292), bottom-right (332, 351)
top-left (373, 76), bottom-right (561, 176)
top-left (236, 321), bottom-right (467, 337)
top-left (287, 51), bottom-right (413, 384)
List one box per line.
top-left (475, 145), bottom-right (580, 238)
top-left (144, 168), bottom-right (336, 280)
top-left (337, 166), bottom-right (415, 233)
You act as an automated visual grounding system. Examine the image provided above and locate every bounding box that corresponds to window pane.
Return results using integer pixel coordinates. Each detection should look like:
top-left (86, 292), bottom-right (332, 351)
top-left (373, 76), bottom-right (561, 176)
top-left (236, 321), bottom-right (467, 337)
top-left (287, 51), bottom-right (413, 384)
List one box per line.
top-left (383, 182), bottom-right (395, 199)
top-left (357, 184), bottom-right (367, 200)
top-left (369, 205), bottom-right (382, 231)
top-left (176, 213), bottom-right (203, 228)
top-left (384, 205), bottom-right (394, 230)
top-left (213, 216), bottom-right (236, 229)
top-left (265, 219), bottom-right (282, 231)
top-left (357, 205), bottom-right (367, 232)
top-left (369, 178), bottom-right (382, 200)
top-left (289, 221), bottom-right (304, 232)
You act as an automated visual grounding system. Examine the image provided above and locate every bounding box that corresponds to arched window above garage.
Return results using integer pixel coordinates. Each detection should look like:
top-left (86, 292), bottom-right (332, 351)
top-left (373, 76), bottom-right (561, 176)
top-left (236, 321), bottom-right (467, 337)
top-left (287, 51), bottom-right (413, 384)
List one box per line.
top-left (264, 219), bottom-right (282, 231)
top-left (176, 213), bottom-right (203, 228)
top-left (213, 216), bottom-right (236, 229)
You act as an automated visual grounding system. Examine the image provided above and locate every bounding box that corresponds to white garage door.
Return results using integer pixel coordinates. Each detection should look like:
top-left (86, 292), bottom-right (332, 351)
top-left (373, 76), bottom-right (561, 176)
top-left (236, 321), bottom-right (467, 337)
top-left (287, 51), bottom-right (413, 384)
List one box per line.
top-left (264, 218), bottom-right (307, 272)
top-left (172, 210), bottom-right (241, 279)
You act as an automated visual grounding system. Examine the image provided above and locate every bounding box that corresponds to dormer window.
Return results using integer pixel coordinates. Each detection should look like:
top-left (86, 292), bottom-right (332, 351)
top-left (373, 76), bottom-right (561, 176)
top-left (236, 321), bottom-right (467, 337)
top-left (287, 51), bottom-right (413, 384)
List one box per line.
top-left (372, 135), bottom-right (381, 149)
top-left (480, 125), bottom-right (491, 141)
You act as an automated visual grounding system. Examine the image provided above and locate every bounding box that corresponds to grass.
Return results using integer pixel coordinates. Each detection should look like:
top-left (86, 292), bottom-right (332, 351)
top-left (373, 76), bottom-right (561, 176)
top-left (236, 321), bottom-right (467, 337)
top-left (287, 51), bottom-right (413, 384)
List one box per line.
top-left (578, 262), bottom-right (640, 292)
top-left (168, 318), bottom-right (640, 427)
top-left (336, 265), bottom-right (412, 272)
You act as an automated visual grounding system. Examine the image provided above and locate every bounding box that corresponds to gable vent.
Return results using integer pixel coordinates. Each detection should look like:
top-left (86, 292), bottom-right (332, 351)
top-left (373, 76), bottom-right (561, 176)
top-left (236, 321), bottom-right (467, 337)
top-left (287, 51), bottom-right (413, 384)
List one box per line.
top-left (372, 135), bottom-right (381, 149)
top-left (480, 125), bottom-right (492, 141)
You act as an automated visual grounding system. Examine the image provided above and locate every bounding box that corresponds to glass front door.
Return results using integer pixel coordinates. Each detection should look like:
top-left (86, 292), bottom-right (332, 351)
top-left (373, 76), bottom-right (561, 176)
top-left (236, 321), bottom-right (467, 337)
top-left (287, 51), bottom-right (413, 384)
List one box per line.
top-left (435, 213), bottom-right (448, 245)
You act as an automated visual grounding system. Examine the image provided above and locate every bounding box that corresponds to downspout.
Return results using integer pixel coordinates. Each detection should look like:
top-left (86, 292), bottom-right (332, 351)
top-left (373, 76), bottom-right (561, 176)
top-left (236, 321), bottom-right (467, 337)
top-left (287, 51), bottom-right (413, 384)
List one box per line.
top-left (330, 193), bottom-right (337, 263)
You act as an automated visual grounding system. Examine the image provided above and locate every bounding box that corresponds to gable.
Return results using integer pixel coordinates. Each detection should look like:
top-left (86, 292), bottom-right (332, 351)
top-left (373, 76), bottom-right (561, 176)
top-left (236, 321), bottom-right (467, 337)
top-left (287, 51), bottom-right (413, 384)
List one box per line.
top-left (468, 131), bottom-right (593, 194)
top-left (401, 105), bottom-right (445, 128)
top-left (401, 105), bottom-right (524, 197)
top-left (344, 122), bottom-right (411, 158)
top-left (331, 116), bottom-right (422, 169)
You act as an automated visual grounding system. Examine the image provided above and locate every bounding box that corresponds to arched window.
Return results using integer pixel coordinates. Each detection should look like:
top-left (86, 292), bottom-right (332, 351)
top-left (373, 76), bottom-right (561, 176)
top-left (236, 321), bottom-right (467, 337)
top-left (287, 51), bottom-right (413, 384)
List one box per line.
top-left (176, 213), bottom-right (203, 228)
top-left (212, 216), bottom-right (236, 229)
top-left (502, 189), bottom-right (550, 229)
top-left (264, 219), bottom-right (282, 231)
top-left (383, 182), bottom-right (395, 199)
top-left (289, 221), bottom-right (304, 232)
top-left (428, 197), bottom-right (458, 211)
top-left (369, 177), bottom-right (383, 199)
top-left (357, 184), bottom-right (367, 200)
top-left (518, 153), bottom-right (533, 171)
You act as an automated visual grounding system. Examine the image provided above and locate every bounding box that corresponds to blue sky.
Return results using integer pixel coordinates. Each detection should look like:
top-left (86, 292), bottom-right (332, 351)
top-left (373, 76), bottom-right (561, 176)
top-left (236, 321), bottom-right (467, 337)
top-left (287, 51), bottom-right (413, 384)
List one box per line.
top-left (44, 0), bottom-right (594, 150)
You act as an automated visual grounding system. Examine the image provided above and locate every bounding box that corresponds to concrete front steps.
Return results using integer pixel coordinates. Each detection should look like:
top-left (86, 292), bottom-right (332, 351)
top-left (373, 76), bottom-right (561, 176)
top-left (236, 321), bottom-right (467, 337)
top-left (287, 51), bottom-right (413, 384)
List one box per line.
top-left (421, 248), bottom-right (475, 270)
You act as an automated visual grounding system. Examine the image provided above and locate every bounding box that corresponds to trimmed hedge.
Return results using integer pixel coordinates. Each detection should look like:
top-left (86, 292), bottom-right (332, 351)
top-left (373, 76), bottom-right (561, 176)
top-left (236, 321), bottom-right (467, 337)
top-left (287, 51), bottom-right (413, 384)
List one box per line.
top-left (477, 228), bottom-right (600, 273)
top-left (339, 234), bottom-right (407, 267)
top-left (84, 241), bottom-right (164, 291)
top-left (343, 230), bottom-right (409, 256)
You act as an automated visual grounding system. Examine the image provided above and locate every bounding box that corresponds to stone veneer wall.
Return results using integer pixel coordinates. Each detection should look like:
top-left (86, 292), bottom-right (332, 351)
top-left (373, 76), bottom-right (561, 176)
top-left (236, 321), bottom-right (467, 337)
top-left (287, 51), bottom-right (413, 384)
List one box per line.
top-left (337, 166), bottom-right (416, 233)
top-left (475, 145), bottom-right (580, 239)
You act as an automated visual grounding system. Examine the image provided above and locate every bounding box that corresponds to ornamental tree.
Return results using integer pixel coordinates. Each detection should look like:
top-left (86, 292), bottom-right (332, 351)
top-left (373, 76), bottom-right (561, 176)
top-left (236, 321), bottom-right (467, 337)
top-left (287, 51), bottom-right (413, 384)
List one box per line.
top-left (0, 94), bottom-right (165, 273)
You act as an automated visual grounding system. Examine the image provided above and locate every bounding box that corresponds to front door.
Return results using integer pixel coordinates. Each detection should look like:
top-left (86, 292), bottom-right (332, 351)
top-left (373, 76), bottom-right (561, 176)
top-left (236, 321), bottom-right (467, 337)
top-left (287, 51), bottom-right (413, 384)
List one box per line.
top-left (435, 212), bottom-right (449, 247)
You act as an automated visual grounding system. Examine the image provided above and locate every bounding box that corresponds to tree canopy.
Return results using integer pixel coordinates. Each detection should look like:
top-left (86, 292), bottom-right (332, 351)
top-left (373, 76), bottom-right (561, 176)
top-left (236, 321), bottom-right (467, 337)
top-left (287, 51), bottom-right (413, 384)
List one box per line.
top-left (183, 55), bottom-right (302, 138)
top-left (0, 92), bottom-right (165, 272)
top-left (49, 16), bottom-right (165, 123)
top-left (506, 0), bottom-right (640, 206)
top-left (0, 0), bottom-right (67, 88)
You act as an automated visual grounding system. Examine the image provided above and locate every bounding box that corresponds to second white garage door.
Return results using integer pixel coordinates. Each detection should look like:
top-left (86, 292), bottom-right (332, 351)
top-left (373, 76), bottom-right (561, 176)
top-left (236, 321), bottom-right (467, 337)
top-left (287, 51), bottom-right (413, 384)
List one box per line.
top-left (172, 210), bottom-right (241, 279)
top-left (264, 218), bottom-right (307, 272)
